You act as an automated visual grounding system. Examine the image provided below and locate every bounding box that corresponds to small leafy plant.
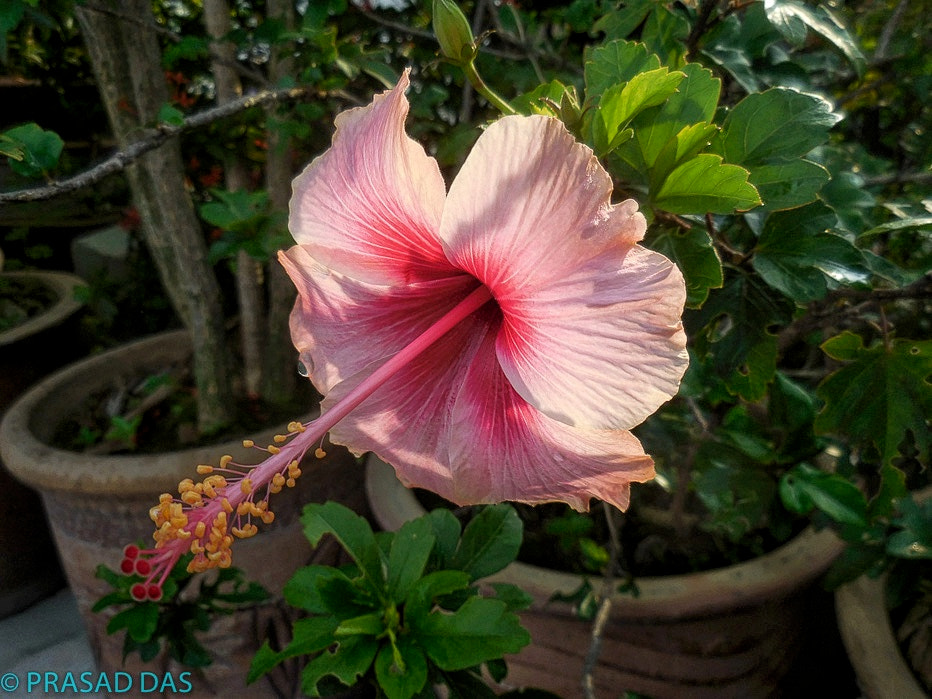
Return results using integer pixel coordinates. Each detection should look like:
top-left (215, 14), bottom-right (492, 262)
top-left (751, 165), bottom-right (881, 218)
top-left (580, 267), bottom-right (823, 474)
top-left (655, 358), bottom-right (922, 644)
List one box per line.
top-left (248, 501), bottom-right (536, 698)
top-left (95, 554), bottom-right (269, 667)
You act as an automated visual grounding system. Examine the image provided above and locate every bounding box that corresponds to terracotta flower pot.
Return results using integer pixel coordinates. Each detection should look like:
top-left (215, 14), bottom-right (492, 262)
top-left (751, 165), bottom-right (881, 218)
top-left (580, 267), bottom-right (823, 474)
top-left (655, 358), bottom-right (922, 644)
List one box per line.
top-left (0, 330), bottom-right (367, 697)
top-left (0, 270), bottom-right (86, 618)
top-left (366, 455), bottom-right (845, 699)
top-left (835, 574), bottom-right (926, 699)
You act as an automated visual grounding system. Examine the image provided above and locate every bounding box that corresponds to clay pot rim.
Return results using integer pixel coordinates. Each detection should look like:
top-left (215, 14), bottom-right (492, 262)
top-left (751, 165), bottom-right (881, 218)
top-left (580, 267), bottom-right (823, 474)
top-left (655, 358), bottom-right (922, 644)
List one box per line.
top-left (0, 330), bottom-right (315, 496)
top-left (365, 454), bottom-right (845, 620)
top-left (0, 270), bottom-right (85, 347)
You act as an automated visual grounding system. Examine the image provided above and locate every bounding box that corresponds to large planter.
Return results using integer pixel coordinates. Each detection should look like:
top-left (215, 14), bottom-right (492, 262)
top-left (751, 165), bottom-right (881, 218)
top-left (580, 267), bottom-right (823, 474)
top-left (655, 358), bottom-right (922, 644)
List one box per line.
top-left (366, 456), bottom-right (845, 699)
top-left (835, 574), bottom-right (927, 699)
top-left (835, 485), bottom-right (932, 699)
top-left (0, 331), bottom-right (368, 697)
top-left (0, 270), bottom-right (86, 618)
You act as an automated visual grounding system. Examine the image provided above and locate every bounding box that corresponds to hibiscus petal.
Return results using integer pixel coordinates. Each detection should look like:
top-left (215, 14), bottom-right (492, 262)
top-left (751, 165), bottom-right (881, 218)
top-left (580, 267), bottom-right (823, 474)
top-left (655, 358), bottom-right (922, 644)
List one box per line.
top-left (440, 115), bottom-right (687, 429)
top-left (279, 244), bottom-right (476, 395)
top-left (445, 330), bottom-right (655, 511)
top-left (321, 310), bottom-right (496, 497)
top-left (497, 244), bottom-right (688, 430)
top-left (289, 70), bottom-right (454, 285)
top-left (439, 115), bottom-right (646, 293)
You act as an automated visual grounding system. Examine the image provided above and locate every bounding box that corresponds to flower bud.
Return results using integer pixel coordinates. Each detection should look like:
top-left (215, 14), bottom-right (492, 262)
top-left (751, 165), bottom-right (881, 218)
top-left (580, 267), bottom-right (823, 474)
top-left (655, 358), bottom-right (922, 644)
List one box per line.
top-left (432, 0), bottom-right (475, 64)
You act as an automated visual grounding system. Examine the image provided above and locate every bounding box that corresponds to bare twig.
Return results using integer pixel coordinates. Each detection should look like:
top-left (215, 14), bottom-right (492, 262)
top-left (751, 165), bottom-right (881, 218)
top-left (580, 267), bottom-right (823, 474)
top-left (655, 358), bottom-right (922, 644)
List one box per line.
top-left (581, 503), bottom-right (623, 698)
top-left (875, 0), bottom-right (910, 61)
top-left (0, 86), bottom-right (312, 203)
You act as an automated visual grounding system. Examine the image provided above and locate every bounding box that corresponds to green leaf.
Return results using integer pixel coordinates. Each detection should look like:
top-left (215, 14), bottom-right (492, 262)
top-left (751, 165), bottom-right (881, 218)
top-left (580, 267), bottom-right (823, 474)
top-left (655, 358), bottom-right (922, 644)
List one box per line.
top-left (404, 570), bottom-right (471, 625)
top-left (635, 61), bottom-right (719, 153)
top-left (247, 616), bottom-right (341, 683)
top-left (691, 272), bottom-right (793, 399)
top-left (859, 216), bottom-right (932, 239)
top-left (715, 88), bottom-right (841, 166)
top-left (648, 225), bottom-right (723, 307)
top-left (157, 103), bottom-right (185, 126)
top-left (2, 122), bottom-right (63, 178)
top-left (451, 504), bottom-right (523, 580)
top-left (301, 635), bottom-right (379, 697)
top-left (425, 508), bottom-right (462, 568)
top-left (653, 154), bottom-right (761, 214)
top-left (748, 160), bottom-right (830, 211)
top-left (584, 40), bottom-right (660, 101)
top-left (764, 1), bottom-right (866, 75)
top-left (596, 68), bottom-right (684, 154)
top-left (335, 612), bottom-right (385, 637)
top-left (283, 565), bottom-right (350, 613)
top-left (106, 603), bottom-right (159, 643)
top-left (753, 203), bottom-right (870, 302)
top-left (387, 517), bottom-right (435, 603)
top-left (374, 639), bottom-right (428, 699)
top-left (302, 502), bottom-right (385, 596)
top-left (779, 465), bottom-right (868, 527)
top-left (413, 597), bottom-right (530, 671)
top-left (888, 497), bottom-right (932, 559)
top-left (816, 334), bottom-right (932, 467)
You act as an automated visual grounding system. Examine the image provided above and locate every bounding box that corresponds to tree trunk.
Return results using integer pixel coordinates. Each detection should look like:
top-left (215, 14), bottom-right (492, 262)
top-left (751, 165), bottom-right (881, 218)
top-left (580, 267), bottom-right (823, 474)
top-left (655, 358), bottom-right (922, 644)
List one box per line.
top-left (203, 0), bottom-right (265, 399)
top-left (75, 0), bottom-right (234, 433)
top-left (262, 0), bottom-right (300, 407)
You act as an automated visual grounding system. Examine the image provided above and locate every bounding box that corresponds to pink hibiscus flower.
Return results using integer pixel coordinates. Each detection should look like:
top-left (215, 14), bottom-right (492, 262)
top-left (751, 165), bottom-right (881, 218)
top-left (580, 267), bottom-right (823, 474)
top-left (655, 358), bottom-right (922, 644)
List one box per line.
top-left (125, 71), bottom-right (687, 600)
top-left (281, 70), bottom-right (687, 510)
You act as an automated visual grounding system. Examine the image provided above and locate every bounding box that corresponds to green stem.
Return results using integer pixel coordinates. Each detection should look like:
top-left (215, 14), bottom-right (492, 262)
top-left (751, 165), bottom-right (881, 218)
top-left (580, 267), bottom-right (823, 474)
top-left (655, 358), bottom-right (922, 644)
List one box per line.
top-left (463, 61), bottom-right (516, 116)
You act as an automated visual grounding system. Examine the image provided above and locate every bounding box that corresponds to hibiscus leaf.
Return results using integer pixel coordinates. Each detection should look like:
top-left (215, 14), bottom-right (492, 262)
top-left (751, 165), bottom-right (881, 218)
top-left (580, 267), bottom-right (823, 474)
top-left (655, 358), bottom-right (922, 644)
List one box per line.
top-left (690, 272), bottom-right (793, 399)
top-left (248, 615), bottom-right (342, 683)
top-left (583, 39), bottom-right (660, 101)
top-left (714, 88), bottom-right (841, 166)
top-left (451, 504), bottom-right (522, 581)
top-left (300, 635), bottom-right (380, 697)
top-left (753, 203), bottom-right (870, 302)
top-left (596, 67), bottom-right (685, 155)
top-left (764, 0), bottom-right (866, 75)
top-left (779, 464), bottom-right (868, 527)
top-left (425, 508), bottom-right (462, 568)
top-left (387, 516), bottom-right (436, 603)
top-left (413, 597), bottom-right (530, 671)
top-left (652, 154), bottom-right (761, 214)
top-left (816, 334), bottom-right (932, 467)
top-left (374, 639), bottom-right (429, 699)
top-left (748, 159), bottom-right (830, 211)
top-left (648, 225), bottom-right (723, 308)
top-left (301, 502), bottom-right (386, 595)
top-left (629, 63), bottom-right (720, 178)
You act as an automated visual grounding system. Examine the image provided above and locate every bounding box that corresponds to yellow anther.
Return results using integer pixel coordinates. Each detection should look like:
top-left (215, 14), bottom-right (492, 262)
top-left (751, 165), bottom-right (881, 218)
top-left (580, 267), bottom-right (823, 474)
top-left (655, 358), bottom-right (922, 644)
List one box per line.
top-left (256, 500), bottom-right (268, 512)
top-left (178, 478), bottom-right (195, 493)
top-left (273, 434), bottom-right (287, 443)
top-left (272, 473), bottom-right (286, 487)
top-left (159, 493), bottom-right (173, 504)
top-left (194, 521), bottom-right (206, 538)
top-left (196, 464), bottom-right (213, 475)
top-left (220, 455), bottom-right (233, 468)
top-left (261, 511), bottom-right (275, 525)
top-left (240, 478), bottom-right (253, 495)
top-left (181, 491), bottom-right (202, 506)
top-left (269, 482), bottom-right (283, 494)
top-left (286, 477), bottom-right (296, 488)
top-left (237, 502), bottom-right (251, 516)
top-left (242, 439), bottom-right (255, 448)
top-left (315, 447), bottom-right (327, 459)
top-left (291, 467), bottom-right (302, 479)
top-left (221, 498), bottom-right (233, 514)
top-left (267, 444), bottom-right (281, 454)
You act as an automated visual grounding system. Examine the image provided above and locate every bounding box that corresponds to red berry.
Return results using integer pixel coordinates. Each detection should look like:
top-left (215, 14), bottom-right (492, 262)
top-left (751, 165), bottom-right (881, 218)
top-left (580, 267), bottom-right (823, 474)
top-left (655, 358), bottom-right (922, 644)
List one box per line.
top-left (134, 559), bottom-right (151, 576)
top-left (130, 583), bottom-right (147, 601)
top-left (123, 544), bottom-right (140, 559)
top-left (120, 558), bottom-right (135, 575)
top-left (147, 585), bottom-right (163, 601)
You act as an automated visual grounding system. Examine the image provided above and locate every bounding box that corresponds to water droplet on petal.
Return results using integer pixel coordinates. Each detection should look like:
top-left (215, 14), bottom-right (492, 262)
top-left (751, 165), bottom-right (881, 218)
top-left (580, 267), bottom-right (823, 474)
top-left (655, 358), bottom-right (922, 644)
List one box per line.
top-left (296, 361), bottom-right (309, 378)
